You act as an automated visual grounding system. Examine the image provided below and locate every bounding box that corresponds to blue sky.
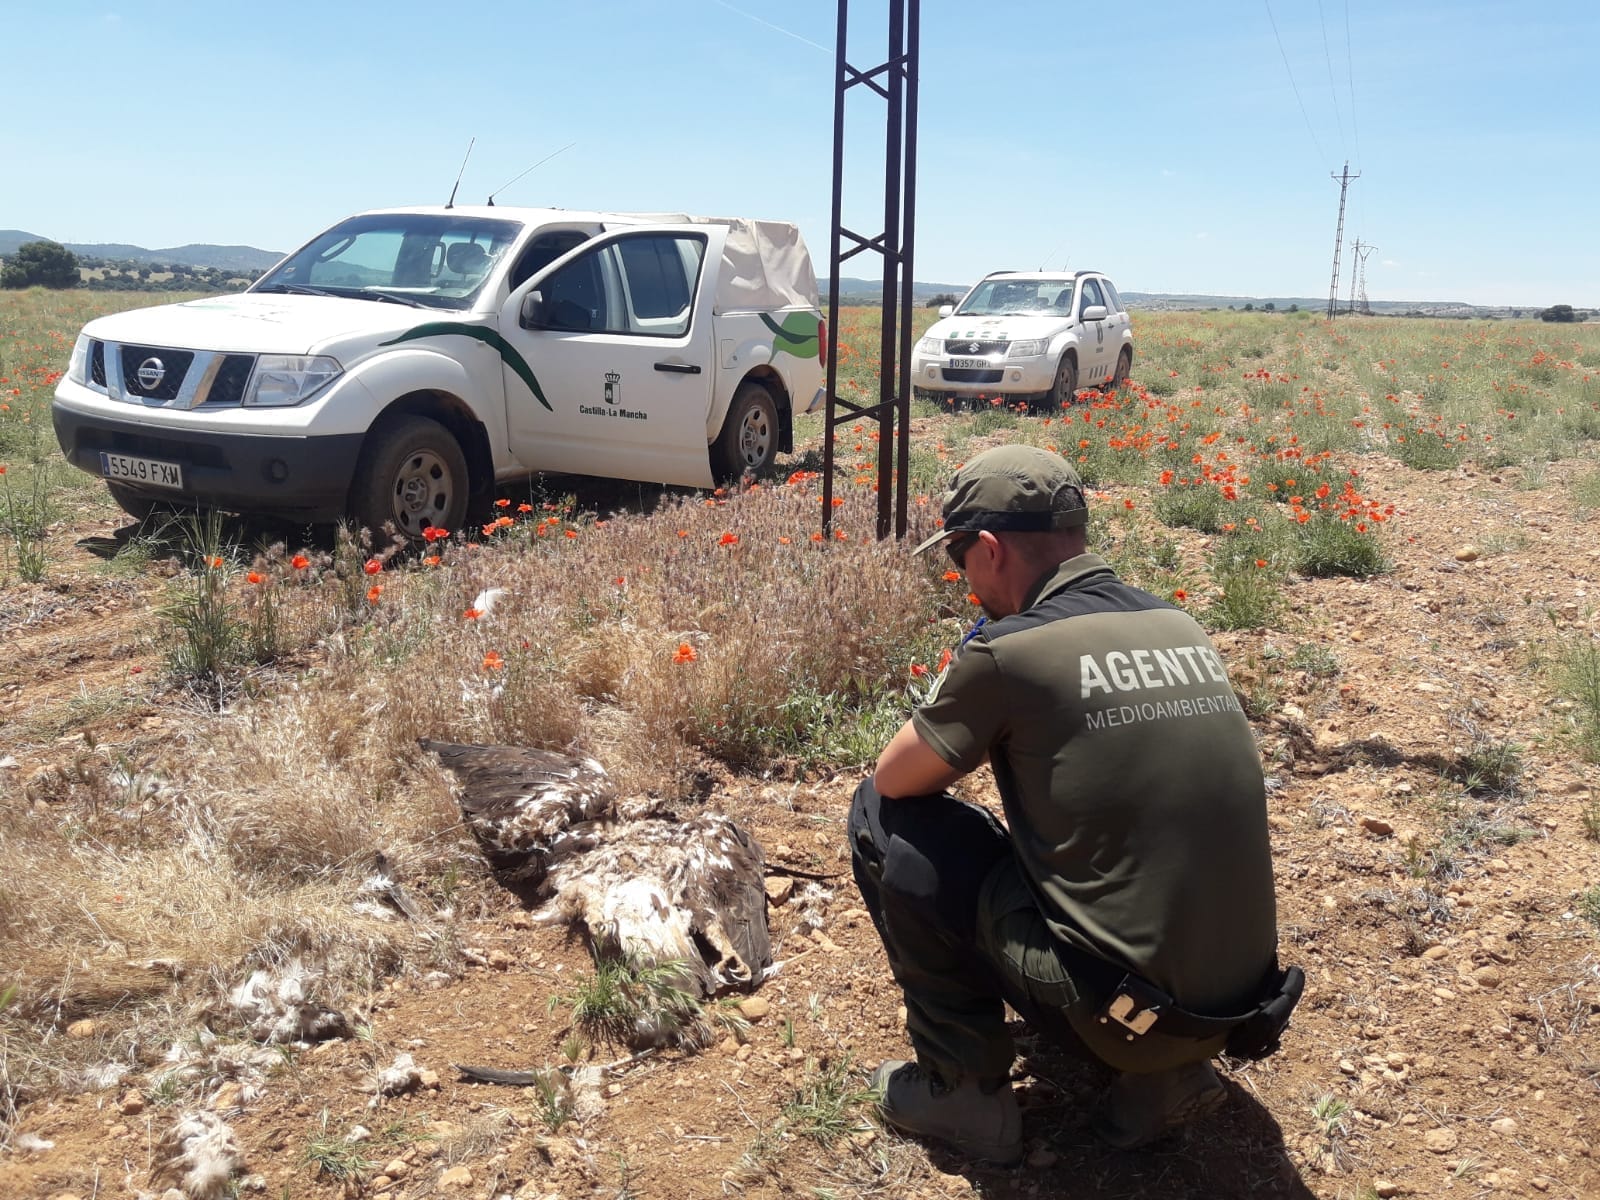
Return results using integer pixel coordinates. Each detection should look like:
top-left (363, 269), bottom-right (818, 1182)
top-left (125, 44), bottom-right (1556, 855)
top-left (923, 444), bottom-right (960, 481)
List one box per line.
top-left (6, 1), bottom-right (1596, 306)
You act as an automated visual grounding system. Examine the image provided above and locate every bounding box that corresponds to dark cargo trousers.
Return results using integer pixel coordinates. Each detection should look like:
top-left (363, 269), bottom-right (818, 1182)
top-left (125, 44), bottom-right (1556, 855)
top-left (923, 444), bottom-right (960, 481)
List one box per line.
top-left (849, 779), bottom-right (1222, 1084)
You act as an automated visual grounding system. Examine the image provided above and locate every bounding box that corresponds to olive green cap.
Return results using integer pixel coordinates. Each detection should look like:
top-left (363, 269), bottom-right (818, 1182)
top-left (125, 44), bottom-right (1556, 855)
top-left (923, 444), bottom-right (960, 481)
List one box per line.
top-left (913, 444), bottom-right (1089, 555)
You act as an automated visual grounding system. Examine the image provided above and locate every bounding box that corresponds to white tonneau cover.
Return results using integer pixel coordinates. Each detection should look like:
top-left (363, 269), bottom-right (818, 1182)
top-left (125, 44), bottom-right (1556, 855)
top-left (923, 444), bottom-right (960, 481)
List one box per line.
top-left (601, 213), bottom-right (819, 314)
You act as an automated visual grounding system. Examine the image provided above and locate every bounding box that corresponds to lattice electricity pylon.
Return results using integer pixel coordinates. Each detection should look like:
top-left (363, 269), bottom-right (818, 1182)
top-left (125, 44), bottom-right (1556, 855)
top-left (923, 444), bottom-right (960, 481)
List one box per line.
top-left (821, 0), bottom-right (920, 541)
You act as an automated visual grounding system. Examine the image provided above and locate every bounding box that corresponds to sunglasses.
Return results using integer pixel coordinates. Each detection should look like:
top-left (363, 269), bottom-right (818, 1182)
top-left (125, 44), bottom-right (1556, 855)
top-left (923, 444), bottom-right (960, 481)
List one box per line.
top-left (945, 532), bottom-right (979, 570)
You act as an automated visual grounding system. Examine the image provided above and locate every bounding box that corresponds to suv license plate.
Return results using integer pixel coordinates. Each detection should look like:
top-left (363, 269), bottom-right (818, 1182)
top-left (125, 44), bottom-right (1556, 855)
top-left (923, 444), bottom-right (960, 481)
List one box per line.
top-left (100, 452), bottom-right (184, 489)
top-left (949, 357), bottom-right (990, 369)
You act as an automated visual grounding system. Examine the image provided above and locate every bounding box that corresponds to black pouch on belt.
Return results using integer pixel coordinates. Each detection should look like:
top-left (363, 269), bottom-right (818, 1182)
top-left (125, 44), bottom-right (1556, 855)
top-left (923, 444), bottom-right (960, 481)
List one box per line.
top-left (1222, 964), bottom-right (1305, 1061)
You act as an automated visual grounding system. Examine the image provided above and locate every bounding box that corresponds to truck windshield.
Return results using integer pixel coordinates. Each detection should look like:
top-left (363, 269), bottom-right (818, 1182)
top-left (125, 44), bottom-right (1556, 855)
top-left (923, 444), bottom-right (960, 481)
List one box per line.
top-left (956, 278), bottom-right (1077, 317)
top-left (253, 213), bottom-right (524, 310)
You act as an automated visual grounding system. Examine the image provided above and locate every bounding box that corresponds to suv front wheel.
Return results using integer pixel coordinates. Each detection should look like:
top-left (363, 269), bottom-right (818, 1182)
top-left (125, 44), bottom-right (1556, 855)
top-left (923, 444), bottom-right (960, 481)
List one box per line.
top-left (1044, 352), bottom-right (1078, 411)
top-left (349, 414), bottom-right (469, 543)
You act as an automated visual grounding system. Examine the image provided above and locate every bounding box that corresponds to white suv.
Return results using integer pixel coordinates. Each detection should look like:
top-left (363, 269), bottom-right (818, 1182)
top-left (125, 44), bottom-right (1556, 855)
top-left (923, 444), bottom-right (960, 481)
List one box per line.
top-left (912, 270), bottom-right (1133, 409)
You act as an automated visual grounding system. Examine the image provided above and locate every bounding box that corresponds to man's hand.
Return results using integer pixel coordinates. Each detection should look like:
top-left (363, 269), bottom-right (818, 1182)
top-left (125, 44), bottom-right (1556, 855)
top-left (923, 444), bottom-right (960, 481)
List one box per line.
top-left (873, 719), bottom-right (965, 799)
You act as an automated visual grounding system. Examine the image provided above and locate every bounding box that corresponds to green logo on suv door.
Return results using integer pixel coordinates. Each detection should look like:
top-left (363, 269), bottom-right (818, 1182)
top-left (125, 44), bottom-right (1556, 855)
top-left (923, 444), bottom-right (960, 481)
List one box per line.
top-left (759, 312), bottom-right (821, 360)
top-left (380, 323), bottom-right (553, 412)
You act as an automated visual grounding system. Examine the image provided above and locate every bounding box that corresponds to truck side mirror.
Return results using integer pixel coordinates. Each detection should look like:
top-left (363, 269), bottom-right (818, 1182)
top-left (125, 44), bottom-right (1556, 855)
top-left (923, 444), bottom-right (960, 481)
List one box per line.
top-left (520, 290), bottom-right (548, 329)
top-left (938, 304), bottom-right (954, 318)
top-left (1081, 304), bottom-right (1108, 321)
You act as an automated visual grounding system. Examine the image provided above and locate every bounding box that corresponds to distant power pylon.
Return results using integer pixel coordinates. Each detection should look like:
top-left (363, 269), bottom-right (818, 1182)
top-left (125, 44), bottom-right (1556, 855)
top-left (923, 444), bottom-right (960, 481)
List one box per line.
top-left (1325, 161), bottom-right (1360, 320)
top-left (1347, 240), bottom-right (1376, 315)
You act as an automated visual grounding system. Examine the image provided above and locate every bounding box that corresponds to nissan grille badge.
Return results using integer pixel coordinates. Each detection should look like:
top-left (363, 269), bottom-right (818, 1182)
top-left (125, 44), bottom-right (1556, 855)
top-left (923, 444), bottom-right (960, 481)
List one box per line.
top-left (136, 358), bottom-right (166, 391)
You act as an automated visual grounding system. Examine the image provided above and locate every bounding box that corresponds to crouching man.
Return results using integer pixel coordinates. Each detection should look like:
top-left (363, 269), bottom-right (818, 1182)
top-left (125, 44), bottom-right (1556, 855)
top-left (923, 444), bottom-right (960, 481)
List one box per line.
top-left (851, 444), bottom-right (1297, 1162)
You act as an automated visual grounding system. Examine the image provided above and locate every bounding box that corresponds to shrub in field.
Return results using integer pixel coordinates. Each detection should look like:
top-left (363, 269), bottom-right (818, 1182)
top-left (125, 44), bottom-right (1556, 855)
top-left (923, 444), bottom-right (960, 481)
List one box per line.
top-left (1204, 528), bottom-right (1289, 631)
top-left (1393, 428), bottom-right (1463, 471)
top-left (1572, 468), bottom-right (1600, 513)
top-left (1552, 640), bottom-right (1600, 763)
top-left (1293, 511), bottom-right (1388, 578)
top-left (161, 512), bottom-right (247, 693)
top-left (0, 462), bottom-right (48, 582)
top-left (1154, 482), bottom-right (1226, 533)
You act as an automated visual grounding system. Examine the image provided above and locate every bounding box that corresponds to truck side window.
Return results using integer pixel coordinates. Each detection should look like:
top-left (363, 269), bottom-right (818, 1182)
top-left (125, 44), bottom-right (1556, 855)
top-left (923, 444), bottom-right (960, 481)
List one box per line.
top-left (509, 230), bottom-right (592, 292)
top-left (617, 235), bottom-right (705, 336)
top-left (542, 250), bottom-right (608, 332)
top-left (1079, 278), bottom-right (1105, 315)
top-left (1100, 279), bottom-right (1124, 314)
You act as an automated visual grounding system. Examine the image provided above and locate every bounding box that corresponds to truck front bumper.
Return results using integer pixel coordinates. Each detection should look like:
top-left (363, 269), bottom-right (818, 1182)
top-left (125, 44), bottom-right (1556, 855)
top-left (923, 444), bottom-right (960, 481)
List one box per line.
top-left (53, 391), bottom-right (363, 522)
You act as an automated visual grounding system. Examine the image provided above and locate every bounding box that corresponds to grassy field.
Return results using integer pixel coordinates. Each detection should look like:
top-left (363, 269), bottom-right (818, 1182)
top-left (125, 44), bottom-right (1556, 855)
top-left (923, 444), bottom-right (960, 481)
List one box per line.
top-left (3, 289), bottom-right (1600, 1197)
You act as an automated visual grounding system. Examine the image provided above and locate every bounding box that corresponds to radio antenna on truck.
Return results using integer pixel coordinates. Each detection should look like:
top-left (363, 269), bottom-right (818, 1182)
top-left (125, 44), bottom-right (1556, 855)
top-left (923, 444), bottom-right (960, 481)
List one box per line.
top-left (486, 142), bottom-right (577, 206)
top-left (445, 137), bottom-right (476, 210)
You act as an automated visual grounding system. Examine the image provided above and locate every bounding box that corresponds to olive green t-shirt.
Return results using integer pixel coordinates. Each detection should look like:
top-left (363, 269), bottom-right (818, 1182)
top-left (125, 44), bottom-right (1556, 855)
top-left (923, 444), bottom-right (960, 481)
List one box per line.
top-left (913, 554), bottom-right (1277, 1013)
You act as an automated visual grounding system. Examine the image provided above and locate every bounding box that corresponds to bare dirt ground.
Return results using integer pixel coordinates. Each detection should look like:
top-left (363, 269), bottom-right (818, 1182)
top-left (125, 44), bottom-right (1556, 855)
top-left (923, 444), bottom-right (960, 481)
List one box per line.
top-left (2, 448), bottom-right (1599, 1200)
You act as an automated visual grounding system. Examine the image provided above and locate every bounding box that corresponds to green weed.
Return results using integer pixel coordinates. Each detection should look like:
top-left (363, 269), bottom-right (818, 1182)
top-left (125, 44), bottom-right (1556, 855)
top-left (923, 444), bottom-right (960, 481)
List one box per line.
top-left (1154, 483), bottom-right (1227, 533)
top-left (160, 511), bottom-right (247, 693)
top-left (1294, 513), bottom-right (1388, 578)
top-left (550, 955), bottom-right (706, 1050)
top-left (0, 463), bottom-right (49, 582)
top-left (302, 1112), bottom-right (372, 1182)
top-left (783, 1055), bottom-right (876, 1146)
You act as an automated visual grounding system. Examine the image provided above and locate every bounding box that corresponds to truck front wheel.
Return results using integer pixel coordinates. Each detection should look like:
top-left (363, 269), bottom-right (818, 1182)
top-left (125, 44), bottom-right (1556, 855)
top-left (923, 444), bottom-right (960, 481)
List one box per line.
top-left (1045, 352), bottom-right (1079, 411)
top-left (349, 415), bottom-right (469, 543)
top-left (712, 380), bottom-right (779, 482)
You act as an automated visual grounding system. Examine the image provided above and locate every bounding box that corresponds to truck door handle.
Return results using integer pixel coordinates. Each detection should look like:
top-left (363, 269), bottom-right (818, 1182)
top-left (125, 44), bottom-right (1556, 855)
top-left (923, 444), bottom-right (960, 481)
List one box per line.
top-left (654, 361), bottom-right (701, 374)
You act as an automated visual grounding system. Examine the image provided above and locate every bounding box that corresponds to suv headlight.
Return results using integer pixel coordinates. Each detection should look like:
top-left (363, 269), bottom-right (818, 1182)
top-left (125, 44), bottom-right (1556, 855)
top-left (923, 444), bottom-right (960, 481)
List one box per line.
top-left (242, 355), bottom-right (343, 407)
top-left (916, 335), bottom-right (943, 356)
top-left (1007, 339), bottom-right (1050, 358)
top-left (67, 334), bottom-right (91, 385)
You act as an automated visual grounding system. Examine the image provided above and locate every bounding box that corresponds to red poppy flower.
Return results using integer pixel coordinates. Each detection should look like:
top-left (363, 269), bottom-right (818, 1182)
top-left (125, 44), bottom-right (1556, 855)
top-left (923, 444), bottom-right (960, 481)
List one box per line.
top-left (291, 554), bottom-right (309, 570)
top-left (363, 558), bottom-right (382, 575)
top-left (672, 642), bottom-right (697, 664)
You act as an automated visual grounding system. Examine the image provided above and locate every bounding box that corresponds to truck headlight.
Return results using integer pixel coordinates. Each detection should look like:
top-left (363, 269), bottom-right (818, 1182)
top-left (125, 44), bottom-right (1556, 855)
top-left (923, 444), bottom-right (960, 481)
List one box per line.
top-left (916, 335), bottom-right (942, 356)
top-left (242, 355), bottom-right (343, 407)
top-left (1007, 339), bottom-right (1049, 358)
top-left (67, 334), bottom-right (91, 385)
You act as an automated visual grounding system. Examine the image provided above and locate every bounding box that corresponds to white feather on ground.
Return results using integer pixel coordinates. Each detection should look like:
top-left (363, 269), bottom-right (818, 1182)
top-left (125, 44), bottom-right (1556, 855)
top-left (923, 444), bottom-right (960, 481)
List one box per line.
top-left (228, 963), bottom-right (350, 1044)
top-left (421, 740), bottom-right (771, 996)
top-left (155, 1110), bottom-right (243, 1199)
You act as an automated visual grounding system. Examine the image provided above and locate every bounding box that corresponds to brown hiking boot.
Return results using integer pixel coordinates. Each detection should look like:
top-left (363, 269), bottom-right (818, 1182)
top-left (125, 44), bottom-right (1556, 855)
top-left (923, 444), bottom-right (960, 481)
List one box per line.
top-left (870, 1060), bottom-right (1023, 1164)
top-left (1092, 1059), bottom-right (1227, 1150)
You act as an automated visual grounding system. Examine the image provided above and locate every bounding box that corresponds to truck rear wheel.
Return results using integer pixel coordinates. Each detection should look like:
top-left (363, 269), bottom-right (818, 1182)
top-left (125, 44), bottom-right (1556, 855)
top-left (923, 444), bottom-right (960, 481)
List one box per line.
top-left (1109, 347), bottom-right (1132, 391)
top-left (712, 380), bottom-right (779, 482)
top-left (349, 415), bottom-right (469, 543)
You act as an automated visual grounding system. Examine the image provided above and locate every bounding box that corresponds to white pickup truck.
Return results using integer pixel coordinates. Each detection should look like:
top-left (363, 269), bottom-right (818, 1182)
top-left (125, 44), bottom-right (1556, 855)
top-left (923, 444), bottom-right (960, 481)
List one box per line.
top-left (52, 207), bottom-right (827, 540)
top-left (911, 270), bottom-right (1133, 410)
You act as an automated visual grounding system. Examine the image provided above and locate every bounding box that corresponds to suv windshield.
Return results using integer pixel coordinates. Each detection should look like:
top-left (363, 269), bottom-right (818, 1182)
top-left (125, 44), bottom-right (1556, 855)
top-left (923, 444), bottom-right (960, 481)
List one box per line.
top-left (253, 213), bottom-right (523, 310)
top-left (956, 277), bottom-right (1077, 317)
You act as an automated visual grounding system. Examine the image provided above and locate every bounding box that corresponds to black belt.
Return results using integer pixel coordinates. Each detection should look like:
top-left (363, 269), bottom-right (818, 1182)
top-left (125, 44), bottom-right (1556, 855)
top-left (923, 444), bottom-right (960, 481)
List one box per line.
top-left (1093, 962), bottom-right (1305, 1061)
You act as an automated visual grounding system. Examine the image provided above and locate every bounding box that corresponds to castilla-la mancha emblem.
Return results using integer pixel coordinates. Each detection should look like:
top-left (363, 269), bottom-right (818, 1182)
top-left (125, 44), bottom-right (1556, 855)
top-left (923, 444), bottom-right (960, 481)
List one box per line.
top-left (604, 371), bottom-right (621, 405)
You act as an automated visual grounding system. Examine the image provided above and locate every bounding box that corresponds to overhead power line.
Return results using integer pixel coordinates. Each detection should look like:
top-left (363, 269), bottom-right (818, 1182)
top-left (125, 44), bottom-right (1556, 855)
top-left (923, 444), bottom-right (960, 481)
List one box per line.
top-left (1316, 0), bottom-right (1348, 157)
top-left (1344, 0), bottom-right (1361, 169)
top-left (1263, 0), bottom-right (1327, 166)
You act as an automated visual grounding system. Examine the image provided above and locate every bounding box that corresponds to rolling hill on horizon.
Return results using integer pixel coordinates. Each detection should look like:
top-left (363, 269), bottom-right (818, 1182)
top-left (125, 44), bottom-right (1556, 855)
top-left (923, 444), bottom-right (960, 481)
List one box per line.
top-left (0, 230), bottom-right (283, 273)
top-left (2, 232), bottom-right (1575, 318)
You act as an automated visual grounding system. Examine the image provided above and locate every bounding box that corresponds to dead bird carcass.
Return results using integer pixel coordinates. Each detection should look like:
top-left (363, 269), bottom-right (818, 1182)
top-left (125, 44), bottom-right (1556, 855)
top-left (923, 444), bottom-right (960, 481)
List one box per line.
top-left (420, 739), bottom-right (770, 996)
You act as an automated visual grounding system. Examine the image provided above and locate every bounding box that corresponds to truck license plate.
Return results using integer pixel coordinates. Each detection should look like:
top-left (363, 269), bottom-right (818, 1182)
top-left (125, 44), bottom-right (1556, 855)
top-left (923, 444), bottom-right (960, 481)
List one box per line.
top-left (949, 357), bottom-right (990, 369)
top-left (100, 452), bottom-right (184, 489)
